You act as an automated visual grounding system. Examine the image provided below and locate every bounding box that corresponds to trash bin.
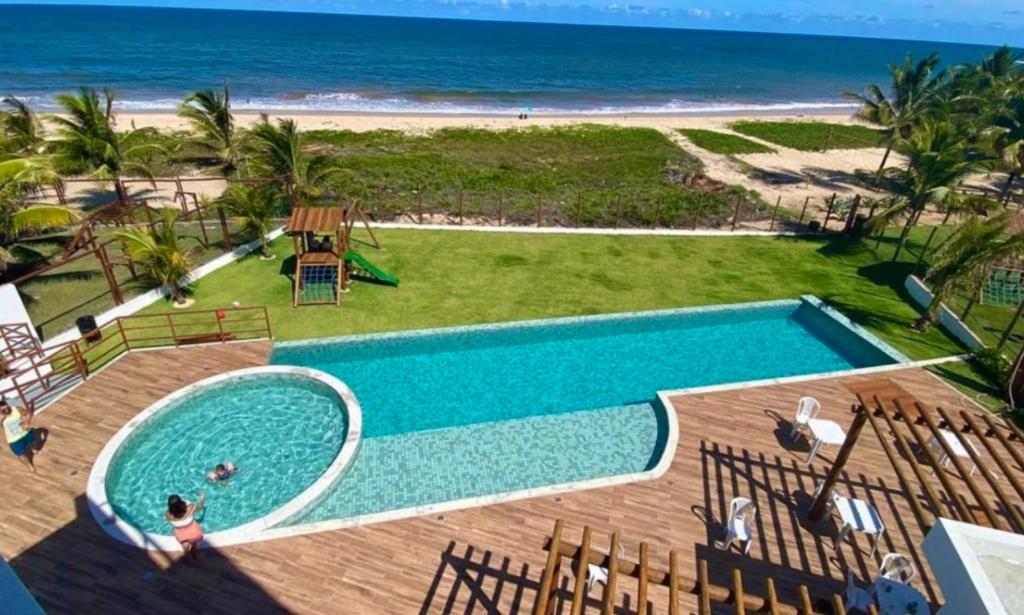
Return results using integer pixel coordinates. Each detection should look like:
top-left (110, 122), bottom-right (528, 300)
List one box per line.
top-left (76, 315), bottom-right (101, 342)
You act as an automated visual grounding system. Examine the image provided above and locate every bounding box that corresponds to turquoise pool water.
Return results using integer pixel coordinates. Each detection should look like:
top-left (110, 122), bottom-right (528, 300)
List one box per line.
top-left (105, 374), bottom-right (348, 534)
top-left (271, 299), bottom-right (899, 526)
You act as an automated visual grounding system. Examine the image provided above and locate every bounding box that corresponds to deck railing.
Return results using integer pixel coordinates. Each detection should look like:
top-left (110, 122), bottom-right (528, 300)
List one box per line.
top-left (0, 306), bottom-right (272, 411)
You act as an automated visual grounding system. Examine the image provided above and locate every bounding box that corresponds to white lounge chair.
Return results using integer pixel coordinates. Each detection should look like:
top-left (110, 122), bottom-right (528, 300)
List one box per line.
top-left (878, 552), bottom-right (916, 584)
top-left (586, 542), bottom-right (626, 593)
top-left (791, 396), bottom-right (821, 439)
top-left (844, 570), bottom-right (874, 614)
top-left (721, 496), bottom-right (757, 554)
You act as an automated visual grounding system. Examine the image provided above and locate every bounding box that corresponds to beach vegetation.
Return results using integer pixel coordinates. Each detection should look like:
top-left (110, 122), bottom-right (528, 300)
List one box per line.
top-left (0, 156), bottom-right (79, 272)
top-left (0, 96), bottom-right (45, 158)
top-left (729, 121), bottom-right (884, 151)
top-left (178, 85), bottom-right (239, 175)
top-left (677, 128), bottom-right (774, 154)
top-left (844, 53), bottom-right (945, 172)
top-left (243, 117), bottom-right (340, 203)
top-left (114, 210), bottom-right (198, 305)
top-left (215, 184), bottom-right (284, 258)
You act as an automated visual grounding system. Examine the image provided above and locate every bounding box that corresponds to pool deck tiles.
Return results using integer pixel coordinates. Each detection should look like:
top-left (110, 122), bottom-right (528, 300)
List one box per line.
top-left (0, 341), bottom-right (1009, 614)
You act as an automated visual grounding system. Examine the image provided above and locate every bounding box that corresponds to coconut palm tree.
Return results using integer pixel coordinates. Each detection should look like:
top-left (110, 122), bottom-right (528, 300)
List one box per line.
top-left (0, 156), bottom-right (80, 273)
top-left (0, 97), bottom-right (44, 158)
top-left (845, 53), bottom-right (943, 174)
top-left (115, 210), bottom-right (197, 304)
top-left (914, 213), bottom-right (1024, 331)
top-left (48, 87), bottom-right (159, 203)
top-left (243, 117), bottom-right (338, 204)
top-left (216, 184), bottom-right (282, 258)
top-left (869, 120), bottom-right (986, 262)
top-left (989, 85), bottom-right (1024, 205)
top-left (179, 84), bottom-right (239, 174)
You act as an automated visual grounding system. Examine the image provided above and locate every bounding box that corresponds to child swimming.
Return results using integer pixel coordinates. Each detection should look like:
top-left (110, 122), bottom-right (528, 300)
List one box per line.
top-left (206, 461), bottom-right (239, 484)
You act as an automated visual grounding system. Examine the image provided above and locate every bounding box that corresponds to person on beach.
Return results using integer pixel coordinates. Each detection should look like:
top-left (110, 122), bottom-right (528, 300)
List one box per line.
top-left (166, 492), bottom-right (206, 559)
top-left (207, 461), bottom-right (238, 485)
top-left (2, 398), bottom-right (46, 474)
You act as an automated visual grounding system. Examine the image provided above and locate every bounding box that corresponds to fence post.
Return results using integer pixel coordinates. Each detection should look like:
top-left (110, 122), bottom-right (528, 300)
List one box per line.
top-left (822, 193), bottom-right (836, 232)
top-left (768, 195), bottom-right (781, 232)
top-left (614, 196), bottom-right (623, 229)
top-left (797, 196), bottom-right (810, 226)
top-left (652, 197), bottom-right (662, 230)
top-left (822, 126), bottom-right (834, 152)
top-left (416, 189), bottom-right (424, 224)
top-left (843, 194), bottom-right (861, 235)
top-left (166, 313), bottom-right (179, 346)
top-left (731, 193), bottom-right (742, 231)
top-left (498, 191), bottom-right (505, 226)
top-left (95, 243), bottom-right (124, 305)
top-left (117, 317), bottom-right (130, 351)
top-left (574, 191), bottom-right (583, 228)
top-left (692, 207), bottom-right (700, 230)
top-left (458, 187), bottom-right (465, 226)
top-left (536, 194), bottom-right (543, 228)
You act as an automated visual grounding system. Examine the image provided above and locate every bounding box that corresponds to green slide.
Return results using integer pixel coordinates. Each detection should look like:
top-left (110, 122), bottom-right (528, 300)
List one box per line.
top-left (344, 251), bottom-right (399, 286)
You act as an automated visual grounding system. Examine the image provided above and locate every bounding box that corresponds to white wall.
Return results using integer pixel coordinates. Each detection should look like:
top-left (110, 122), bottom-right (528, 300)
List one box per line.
top-left (904, 275), bottom-right (984, 350)
top-left (0, 283), bottom-right (36, 339)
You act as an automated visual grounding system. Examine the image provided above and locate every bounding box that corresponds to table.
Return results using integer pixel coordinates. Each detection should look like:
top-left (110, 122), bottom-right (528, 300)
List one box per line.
top-left (806, 418), bottom-right (847, 465)
top-left (873, 577), bottom-right (930, 614)
top-left (928, 430), bottom-right (978, 476)
top-left (833, 495), bottom-right (886, 556)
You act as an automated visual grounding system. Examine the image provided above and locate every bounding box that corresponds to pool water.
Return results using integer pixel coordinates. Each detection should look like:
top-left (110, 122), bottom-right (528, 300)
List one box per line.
top-left (105, 374), bottom-right (347, 534)
top-left (272, 299), bottom-right (899, 527)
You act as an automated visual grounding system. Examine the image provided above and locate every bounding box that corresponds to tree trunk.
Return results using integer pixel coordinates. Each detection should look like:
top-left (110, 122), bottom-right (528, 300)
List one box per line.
top-left (1003, 171), bottom-right (1018, 207)
top-left (913, 286), bottom-right (947, 332)
top-left (962, 295), bottom-right (978, 321)
top-left (877, 141), bottom-right (894, 176)
top-left (999, 299), bottom-right (1024, 349)
top-left (914, 209), bottom-right (953, 273)
top-left (260, 235), bottom-right (271, 258)
top-left (891, 208), bottom-right (921, 263)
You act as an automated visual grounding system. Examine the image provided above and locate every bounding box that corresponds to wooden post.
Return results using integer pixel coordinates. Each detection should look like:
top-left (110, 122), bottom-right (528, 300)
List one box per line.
top-left (569, 526), bottom-right (591, 615)
top-left (498, 191), bottom-right (505, 226)
top-left (95, 243), bottom-right (124, 305)
top-left (797, 196), bottom-right (810, 226)
top-left (192, 194), bottom-right (210, 247)
top-left (117, 317), bottom-right (130, 351)
top-left (668, 550), bottom-right (680, 615)
top-left (637, 543), bottom-right (650, 615)
top-left (651, 197), bottom-right (661, 231)
top-left (809, 406), bottom-right (868, 521)
top-left (602, 533), bottom-right (619, 615)
top-left (536, 194), bottom-right (543, 228)
top-left (458, 187), bottom-right (465, 226)
top-left (692, 207), bottom-right (700, 230)
top-left (533, 519), bottom-right (563, 615)
top-left (843, 194), bottom-right (861, 235)
top-left (822, 126), bottom-right (834, 152)
top-left (797, 587), bottom-right (813, 615)
top-left (731, 569), bottom-right (746, 615)
top-left (615, 196), bottom-right (623, 229)
top-left (697, 559), bottom-right (711, 615)
top-left (768, 196), bottom-right (781, 232)
top-left (731, 193), bottom-right (742, 231)
top-left (575, 191), bottom-right (583, 228)
top-left (821, 193), bottom-right (836, 232)
top-left (416, 189), bottom-right (424, 224)
top-left (217, 206), bottom-right (233, 251)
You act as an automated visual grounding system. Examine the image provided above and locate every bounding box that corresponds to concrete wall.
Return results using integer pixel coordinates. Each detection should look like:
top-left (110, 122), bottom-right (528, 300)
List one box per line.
top-left (904, 274), bottom-right (984, 350)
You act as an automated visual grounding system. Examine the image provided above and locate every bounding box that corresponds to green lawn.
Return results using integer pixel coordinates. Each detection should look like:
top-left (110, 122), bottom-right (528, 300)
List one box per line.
top-left (144, 227), bottom-right (963, 364)
top-left (730, 121), bottom-right (885, 152)
top-left (677, 129), bottom-right (775, 155)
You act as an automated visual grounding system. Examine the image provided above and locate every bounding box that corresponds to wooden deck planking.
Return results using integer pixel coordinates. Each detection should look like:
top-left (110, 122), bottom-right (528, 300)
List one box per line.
top-left (0, 350), bottom-right (1018, 614)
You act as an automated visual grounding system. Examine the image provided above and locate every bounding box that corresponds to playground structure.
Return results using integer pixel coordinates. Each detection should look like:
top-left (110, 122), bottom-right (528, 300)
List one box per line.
top-left (286, 202), bottom-right (397, 307)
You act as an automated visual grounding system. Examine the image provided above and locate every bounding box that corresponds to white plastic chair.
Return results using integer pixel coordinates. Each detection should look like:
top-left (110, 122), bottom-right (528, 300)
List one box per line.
top-left (586, 542), bottom-right (626, 593)
top-left (844, 570), bottom-right (874, 614)
top-left (721, 496), bottom-right (757, 554)
top-left (791, 396), bottom-right (821, 439)
top-left (878, 552), bottom-right (916, 584)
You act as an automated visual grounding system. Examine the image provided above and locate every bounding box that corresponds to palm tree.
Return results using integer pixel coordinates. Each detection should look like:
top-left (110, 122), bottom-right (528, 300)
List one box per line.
top-left (115, 210), bottom-right (197, 304)
top-left (914, 213), bottom-right (1024, 331)
top-left (48, 87), bottom-right (159, 203)
top-left (0, 97), bottom-right (44, 158)
top-left (0, 157), bottom-right (80, 273)
top-left (216, 184), bottom-right (282, 258)
top-left (845, 53), bottom-right (943, 174)
top-left (179, 84), bottom-right (239, 174)
top-left (243, 117), bottom-right (338, 204)
top-left (868, 120), bottom-right (986, 262)
top-left (990, 86), bottom-right (1024, 205)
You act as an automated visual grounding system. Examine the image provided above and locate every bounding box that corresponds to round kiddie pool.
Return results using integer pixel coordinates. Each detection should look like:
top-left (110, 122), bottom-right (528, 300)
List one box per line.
top-left (87, 366), bottom-right (361, 549)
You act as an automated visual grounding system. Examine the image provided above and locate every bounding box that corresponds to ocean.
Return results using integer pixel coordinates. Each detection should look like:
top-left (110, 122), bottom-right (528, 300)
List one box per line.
top-left (0, 5), bottom-right (1005, 114)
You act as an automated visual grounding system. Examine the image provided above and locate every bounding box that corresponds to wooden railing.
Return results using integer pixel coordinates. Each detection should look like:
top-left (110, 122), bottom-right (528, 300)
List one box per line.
top-left (0, 306), bottom-right (272, 411)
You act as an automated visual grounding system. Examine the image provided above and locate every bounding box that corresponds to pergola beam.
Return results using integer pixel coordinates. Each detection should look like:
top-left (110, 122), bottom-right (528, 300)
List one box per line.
top-left (861, 402), bottom-right (935, 532)
top-left (979, 412), bottom-right (1024, 472)
top-left (874, 396), bottom-right (950, 522)
top-left (961, 410), bottom-right (1024, 504)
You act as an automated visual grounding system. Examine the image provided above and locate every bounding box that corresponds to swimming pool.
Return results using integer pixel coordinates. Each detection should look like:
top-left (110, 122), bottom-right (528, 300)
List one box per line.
top-left (269, 296), bottom-right (904, 531)
top-left (90, 296), bottom-right (906, 546)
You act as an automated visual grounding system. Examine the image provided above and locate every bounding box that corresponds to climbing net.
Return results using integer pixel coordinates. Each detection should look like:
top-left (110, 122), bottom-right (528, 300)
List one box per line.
top-left (982, 267), bottom-right (1024, 306)
top-left (298, 264), bottom-right (338, 304)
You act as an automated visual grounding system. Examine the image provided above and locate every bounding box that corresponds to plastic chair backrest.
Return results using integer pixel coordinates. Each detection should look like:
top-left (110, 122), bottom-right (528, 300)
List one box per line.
top-left (879, 553), bottom-right (916, 583)
top-left (730, 496), bottom-right (756, 524)
top-left (796, 397), bottom-right (821, 422)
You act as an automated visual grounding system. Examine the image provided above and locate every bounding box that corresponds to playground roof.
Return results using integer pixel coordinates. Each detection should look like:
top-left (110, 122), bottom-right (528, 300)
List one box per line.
top-left (286, 206), bottom-right (346, 233)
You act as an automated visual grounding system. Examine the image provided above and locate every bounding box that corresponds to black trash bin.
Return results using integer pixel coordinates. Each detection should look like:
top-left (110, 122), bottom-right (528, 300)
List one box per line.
top-left (76, 315), bottom-right (101, 342)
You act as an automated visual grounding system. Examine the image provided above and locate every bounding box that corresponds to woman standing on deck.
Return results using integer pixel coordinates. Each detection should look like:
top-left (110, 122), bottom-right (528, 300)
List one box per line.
top-left (2, 398), bottom-right (46, 474)
top-left (166, 492), bottom-right (206, 560)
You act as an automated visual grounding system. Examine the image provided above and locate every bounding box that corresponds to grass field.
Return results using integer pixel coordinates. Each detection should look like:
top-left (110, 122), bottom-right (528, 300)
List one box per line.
top-left (730, 121), bottom-right (885, 152)
top-left (677, 128), bottom-right (775, 155)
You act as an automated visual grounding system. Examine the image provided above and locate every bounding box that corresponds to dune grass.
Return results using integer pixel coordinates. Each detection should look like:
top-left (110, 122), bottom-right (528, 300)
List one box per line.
top-left (730, 121), bottom-right (885, 152)
top-left (677, 128), bottom-right (775, 155)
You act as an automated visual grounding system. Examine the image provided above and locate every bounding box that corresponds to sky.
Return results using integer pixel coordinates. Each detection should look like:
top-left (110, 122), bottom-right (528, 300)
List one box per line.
top-left (4, 0), bottom-right (1023, 45)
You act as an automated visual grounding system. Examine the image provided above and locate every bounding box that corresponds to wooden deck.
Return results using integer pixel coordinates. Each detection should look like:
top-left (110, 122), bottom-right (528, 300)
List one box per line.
top-left (0, 348), bottom-right (1004, 614)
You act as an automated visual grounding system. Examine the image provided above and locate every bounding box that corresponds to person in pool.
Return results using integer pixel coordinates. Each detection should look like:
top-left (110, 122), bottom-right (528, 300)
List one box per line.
top-left (165, 492), bottom-right (206, 560)
top-left (207, 461), bottom-right (238, 485)
top-left (1, 397), bottom-right (46, 474)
